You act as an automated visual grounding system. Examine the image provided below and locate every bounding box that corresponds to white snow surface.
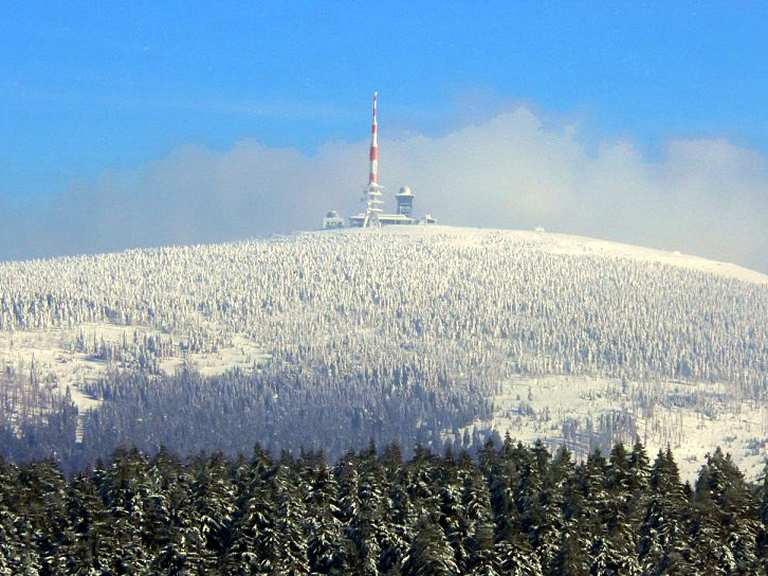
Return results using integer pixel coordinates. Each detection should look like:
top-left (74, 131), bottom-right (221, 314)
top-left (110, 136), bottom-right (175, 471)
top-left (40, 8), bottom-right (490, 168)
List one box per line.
top-left (1, 225), bottom-right (767, 473)
top-left (452, 374), bottom-right (768, 481)
top-left (355, 225), bottom-right (768, 284)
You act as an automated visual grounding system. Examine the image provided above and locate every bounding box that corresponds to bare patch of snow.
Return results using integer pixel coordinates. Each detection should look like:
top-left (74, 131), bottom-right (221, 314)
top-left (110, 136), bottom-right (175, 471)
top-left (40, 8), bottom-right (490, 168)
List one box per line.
top-left (456, 375), bottom-right (768, 480)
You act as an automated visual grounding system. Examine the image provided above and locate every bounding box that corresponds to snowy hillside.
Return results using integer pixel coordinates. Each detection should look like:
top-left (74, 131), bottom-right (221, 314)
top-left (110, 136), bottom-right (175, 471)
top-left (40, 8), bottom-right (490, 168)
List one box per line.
top-left (1, 225), bottom-right (767, 477)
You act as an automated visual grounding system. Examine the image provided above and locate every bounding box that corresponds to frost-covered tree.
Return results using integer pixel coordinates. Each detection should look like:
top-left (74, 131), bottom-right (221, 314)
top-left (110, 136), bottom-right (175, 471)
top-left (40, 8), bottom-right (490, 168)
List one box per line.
top-left (402, 516), bottom-right (459, 576)
top-left (2, 228), bottom-right (767, 470)
top-left (1, 440), bottom-right (768, 573)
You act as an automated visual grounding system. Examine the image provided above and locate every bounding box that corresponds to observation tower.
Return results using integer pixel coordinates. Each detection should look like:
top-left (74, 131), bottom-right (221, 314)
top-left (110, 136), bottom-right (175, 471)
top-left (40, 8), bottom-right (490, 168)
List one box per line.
top-left (395, 186), bottom-right (414, 217)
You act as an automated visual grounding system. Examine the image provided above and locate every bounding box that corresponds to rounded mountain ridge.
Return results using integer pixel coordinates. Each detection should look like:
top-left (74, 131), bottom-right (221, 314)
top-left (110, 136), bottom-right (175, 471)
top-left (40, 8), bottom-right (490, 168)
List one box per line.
top-left (1, 225), bottom-right (767, 476)
top-left (310, 225), bottom-right (768, 285)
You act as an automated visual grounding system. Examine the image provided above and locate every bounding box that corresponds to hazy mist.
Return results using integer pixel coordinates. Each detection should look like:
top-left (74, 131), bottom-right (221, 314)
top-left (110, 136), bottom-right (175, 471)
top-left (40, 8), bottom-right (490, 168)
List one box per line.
top-left (2, 107), bottom-right (766, 273)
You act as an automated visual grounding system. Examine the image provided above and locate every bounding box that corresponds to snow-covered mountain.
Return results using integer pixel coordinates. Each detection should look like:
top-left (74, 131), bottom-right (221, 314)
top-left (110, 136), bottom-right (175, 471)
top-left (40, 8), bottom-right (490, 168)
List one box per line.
top-left (1, 226), bottom-right (767, 477)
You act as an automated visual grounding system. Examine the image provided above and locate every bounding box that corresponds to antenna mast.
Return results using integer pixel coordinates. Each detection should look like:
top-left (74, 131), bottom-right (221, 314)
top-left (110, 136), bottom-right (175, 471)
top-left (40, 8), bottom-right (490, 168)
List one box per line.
top-left (363, 91), bottom-right (384, 227)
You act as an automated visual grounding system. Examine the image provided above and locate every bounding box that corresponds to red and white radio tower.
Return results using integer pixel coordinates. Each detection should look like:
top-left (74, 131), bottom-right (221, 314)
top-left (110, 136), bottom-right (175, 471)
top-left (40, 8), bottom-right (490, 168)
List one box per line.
top-left (363, 91), bottom-right (384, 227)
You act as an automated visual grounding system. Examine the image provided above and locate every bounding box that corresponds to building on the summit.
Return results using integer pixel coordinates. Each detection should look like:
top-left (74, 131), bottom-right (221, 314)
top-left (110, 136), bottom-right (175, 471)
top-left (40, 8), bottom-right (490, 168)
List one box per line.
top-left (323, 92), bottom-right (436, 230)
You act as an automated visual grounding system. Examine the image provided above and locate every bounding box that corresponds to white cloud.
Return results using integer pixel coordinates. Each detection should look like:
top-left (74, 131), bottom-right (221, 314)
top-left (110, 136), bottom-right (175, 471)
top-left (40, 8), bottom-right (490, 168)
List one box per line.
top-left (2, 106), bottom-right (767, 273)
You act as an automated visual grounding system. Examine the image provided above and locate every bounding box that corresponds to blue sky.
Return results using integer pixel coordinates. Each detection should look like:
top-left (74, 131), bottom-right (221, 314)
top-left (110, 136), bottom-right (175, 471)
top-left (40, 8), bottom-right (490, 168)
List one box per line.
top-left (2, 1), bottom-right (766, 197)
top-left (1, 2), bottom-right (767, 271)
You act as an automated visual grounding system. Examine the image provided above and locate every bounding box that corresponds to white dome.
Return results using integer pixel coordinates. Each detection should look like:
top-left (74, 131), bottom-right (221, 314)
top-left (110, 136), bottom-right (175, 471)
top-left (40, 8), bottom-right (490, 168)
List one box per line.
top-left (397, 185), bottom-right (414, 196)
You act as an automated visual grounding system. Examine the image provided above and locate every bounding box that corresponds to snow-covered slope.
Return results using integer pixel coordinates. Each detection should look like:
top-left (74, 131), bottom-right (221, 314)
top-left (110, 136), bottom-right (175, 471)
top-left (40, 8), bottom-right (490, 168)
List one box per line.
top-left (374, 225), bottom-right (768, 285)
top-left (1, 226), bottom-right (767, 477)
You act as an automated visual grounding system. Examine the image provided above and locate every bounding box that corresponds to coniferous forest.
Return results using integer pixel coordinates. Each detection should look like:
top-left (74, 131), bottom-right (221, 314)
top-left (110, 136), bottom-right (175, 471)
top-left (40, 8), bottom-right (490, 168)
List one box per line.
top-left (1, 437), bottom-right (767, 575)
top-left (2, 229), bottom-right (768, 477)
top-left (2, 231), bottom-right (768, 573)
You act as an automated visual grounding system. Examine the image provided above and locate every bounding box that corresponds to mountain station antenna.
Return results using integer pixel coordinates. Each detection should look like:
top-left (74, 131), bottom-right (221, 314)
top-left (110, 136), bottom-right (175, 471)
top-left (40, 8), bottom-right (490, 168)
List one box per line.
top-left (362, 91), bottom-right (384, 227)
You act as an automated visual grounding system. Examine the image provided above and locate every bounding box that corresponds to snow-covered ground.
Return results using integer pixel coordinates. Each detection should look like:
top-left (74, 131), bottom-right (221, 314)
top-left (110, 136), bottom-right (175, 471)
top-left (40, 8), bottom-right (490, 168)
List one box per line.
top-left (452, 374), bottom-right (768, 480)
top-left (1, 225), bottom-right (767, 468)
top-left (0, 324), bottom-right (109, 411)
top-left (334, 225), bottom-right (768, 284)
top-left (0, 323), bottom-right (267, 408)
top-left (157, 334), bottom-right (269, 376)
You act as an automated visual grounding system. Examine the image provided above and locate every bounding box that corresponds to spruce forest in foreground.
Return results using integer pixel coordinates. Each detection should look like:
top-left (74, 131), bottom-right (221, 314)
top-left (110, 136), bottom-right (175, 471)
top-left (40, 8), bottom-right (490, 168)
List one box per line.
top-left (1, 438), bottom-right (766, 575)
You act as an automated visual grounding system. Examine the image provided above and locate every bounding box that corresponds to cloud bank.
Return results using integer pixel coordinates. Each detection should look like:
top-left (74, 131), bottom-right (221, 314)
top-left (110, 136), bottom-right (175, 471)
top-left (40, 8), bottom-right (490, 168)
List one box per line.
top-left (2, 107), bottom-right (767, 273)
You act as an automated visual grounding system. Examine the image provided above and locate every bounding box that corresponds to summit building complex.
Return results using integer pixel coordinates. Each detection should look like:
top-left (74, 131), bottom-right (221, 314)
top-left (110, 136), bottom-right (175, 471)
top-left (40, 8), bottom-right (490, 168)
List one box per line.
top-left (323, 92), bottom-right (436, 230)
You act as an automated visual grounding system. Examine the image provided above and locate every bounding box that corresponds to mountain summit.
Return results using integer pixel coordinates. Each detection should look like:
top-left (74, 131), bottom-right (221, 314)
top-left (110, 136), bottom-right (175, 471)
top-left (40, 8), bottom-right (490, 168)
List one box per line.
top-left (1, 226), bottom-right (766, 476)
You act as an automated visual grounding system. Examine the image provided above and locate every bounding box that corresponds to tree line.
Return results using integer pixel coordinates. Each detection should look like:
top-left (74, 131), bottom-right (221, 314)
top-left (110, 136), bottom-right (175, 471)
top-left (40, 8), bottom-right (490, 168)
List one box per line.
top-left (1, 358), bottom-right (498, 475)
top-left (1, 436), bottom-right (767, 575)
